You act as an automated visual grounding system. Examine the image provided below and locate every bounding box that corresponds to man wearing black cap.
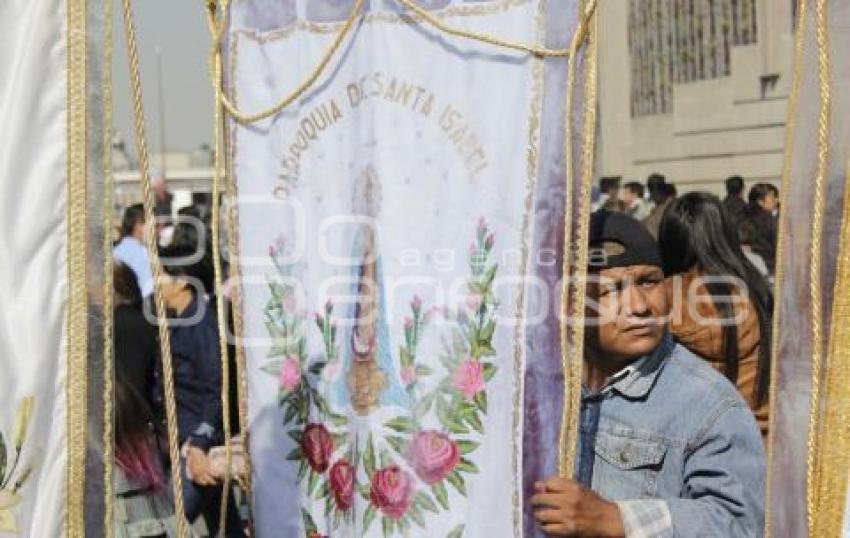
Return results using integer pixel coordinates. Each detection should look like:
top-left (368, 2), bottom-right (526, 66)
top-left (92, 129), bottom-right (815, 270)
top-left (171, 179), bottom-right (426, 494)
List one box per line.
top-left (532, 211), bottom-right (765, 537)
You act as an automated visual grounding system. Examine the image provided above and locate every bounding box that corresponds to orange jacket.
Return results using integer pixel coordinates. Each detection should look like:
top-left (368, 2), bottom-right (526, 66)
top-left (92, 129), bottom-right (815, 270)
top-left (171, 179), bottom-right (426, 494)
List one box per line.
top-left (666, 268), bottom-right (769, 438)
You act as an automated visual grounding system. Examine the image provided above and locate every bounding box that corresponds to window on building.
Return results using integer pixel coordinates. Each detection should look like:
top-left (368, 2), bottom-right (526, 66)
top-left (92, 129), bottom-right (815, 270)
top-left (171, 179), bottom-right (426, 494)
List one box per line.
top-left (629, 0), bottom-right (758, 117)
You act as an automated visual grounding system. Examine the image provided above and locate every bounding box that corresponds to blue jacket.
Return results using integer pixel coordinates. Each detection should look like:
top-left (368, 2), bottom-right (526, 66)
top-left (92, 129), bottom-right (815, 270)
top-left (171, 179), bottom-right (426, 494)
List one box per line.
top-left (156, 296), bottom-right (223, 451)
top-left (576, 334), bottom-right (765, 537)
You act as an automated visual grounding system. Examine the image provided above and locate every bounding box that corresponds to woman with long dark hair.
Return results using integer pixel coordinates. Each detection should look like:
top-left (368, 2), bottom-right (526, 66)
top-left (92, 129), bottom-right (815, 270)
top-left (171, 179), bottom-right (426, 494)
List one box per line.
top-left (114, 371), bottom-right (178, 537)
top-left (659, 192), bottom-right (773, 437)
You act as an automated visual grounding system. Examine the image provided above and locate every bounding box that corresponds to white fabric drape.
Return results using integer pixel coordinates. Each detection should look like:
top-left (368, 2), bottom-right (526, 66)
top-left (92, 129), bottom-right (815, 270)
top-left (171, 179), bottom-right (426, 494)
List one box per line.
top-left (0, 0), bottom-right (69, 536)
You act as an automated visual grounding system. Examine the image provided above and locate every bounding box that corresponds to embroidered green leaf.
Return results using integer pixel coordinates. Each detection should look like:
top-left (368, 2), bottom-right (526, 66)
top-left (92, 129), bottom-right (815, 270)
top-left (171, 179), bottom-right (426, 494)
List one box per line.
top-left (359, 484), bottom-right (371, 501)
top-left (307, 470), bottom-right (321, 497)
top-left (0, 432), bottom-right (7, 480)
top-left (477, 343), bottom-right (497, 357)
top-left (456, 440), bottom-right (479, 455)
top-left (457, 400), bottom-right (476, 420)
top-left (301, 508), bottom-right (317, 534)
top-left (365, 433), bottom-right (376, 476)
top-left (399, 347), bottom-right (413, 368)
top-left (446, 419), bottom-right (470, 435)
top-left (260, 361), bottom-right (283, 376)
top-left (379, 448), bottom-right (393, 468)
top-left (414, 364), bottom-right (433, 377)
top-left (332, 433), bottom-right (348, 448)
top-left (480, 319), bottom-right (496, 341)
top-left (363, 505), bottom-right (377, 533)
top-left (415, 393), bottom-right (435, 419)
top-left (317, 480), bottom-right (330, 500)
top-left (482, 264), bottom-right (498, 288)
top-left (415, 492), bottom-right (439, 514)
top-left (283, 402), bottom-right (299, 425)
top-left (286, 447), bottom-right (303, 461)
top-left (432, 481), bottom-right (449, 510)
top-left (329, 412), bottom-right (348, 428)
top-left (297, 460), bottom-right (308, 480)
top-left (287, 429), bottom-right (304, 444)
top-left (446, 523), bottom-right (466, 538)
top-left (465, 411), bottom-right (484, 434)
top-left (456, 458), bottom-right (479, 474)
top-left (436, 396), bottom-right (451, 425)
top-left (398, 514), bottom-right (411, 533)
top-left (384, 416), bottom-right (416, 434)
top-left (382, 515), bottom-right (393, 538)
top-left (482, 363), bottom-right (497, 382)
top-left (408, 503), bottom-right (426, 528)
top-left (473, 390), bottom-right (488, 413)
top-left (387, 435), bottom-right (408, 457)
top-left (447, 471), bottom-right (467, 496)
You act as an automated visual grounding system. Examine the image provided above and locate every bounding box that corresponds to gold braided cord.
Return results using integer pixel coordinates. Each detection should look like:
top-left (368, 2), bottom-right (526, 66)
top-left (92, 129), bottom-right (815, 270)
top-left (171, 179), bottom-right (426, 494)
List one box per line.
top-left (216, 0), bottom-right (364, 124)
top-left (120, 0), bottom-right (189, 535)
top-left (207, 3), bottom-right (235, 533)
top-left (66, 0), bottom-right (89, 534)
top-left (560, 5), bottom-right (598, 479)
top-left (763, 0), bottom-right (807, 536)
top-left (214, 0), bottom-right (582, 125)
top-left (805, 0), bottom-right (830, 533)
top-left (395, 0), bottom-right (569, 57)
top-left (556, 1), bottom-right (594, 478)
top-left (102, 0), bottom-right (116, 534)
top-left (224, 28), bottom-right (255, 528)
top-left (811, 161), bottom-right (850, 537)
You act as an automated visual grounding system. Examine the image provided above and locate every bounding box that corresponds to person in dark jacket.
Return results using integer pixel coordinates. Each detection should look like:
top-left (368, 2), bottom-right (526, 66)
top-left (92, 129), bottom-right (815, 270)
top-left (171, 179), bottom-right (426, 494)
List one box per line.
top-left (743, 183), bottom-right (779, 274)
top-left (156, 244), bottom-right (241, 536)
top-left (722, 175), bottom-right (747, 227)
top-left (114, 263), bottom-right (158, 410)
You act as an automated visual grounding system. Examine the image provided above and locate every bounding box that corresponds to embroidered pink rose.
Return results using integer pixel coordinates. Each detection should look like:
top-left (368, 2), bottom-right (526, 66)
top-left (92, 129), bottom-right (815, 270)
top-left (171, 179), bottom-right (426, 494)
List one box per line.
top-left (407, 430), bottom-right (460, 485)
top-left (454, 359), bottom-right (485, 400)
top-left (302, 423), bottom-right (334, 473)
top-left (329, 459), bottom-right (355, 511)
top-left (369, 465), bottom-right (413, 519)
top-left (279, 356), bottom-right (301, 392)
top-left (400, 366), bottom-right (416, 387)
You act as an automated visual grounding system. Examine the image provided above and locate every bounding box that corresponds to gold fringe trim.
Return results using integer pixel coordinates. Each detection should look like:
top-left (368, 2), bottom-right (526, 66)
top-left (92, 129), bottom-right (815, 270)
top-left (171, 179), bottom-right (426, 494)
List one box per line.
top-left (66, 0), bottom-right (89, 534)
top-left (811, 160), bottom-right (850, 538)
top-left (101, 0), bottom-right (116, 534)
top-left (805, 0), bottom-right (831, 533)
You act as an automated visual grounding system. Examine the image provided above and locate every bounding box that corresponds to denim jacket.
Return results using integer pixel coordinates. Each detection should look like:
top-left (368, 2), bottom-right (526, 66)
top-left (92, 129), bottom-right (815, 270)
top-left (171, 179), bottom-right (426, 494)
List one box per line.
top-left (576, 334), bottom-right (765, 537)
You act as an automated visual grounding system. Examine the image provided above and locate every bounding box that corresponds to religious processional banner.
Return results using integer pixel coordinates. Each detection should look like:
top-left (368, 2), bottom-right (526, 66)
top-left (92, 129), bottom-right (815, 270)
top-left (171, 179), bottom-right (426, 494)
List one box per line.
top-left (227, 1), bottom-right (576, 536)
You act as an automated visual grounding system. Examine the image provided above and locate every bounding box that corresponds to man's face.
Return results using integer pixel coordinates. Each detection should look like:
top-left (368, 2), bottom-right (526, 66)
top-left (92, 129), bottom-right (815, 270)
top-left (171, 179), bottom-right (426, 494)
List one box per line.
top-left (586, 264), bottom-right (669, 362)
top-left (760, 191), bottom-right (778, 212)
top-left (619, 189), bottom-right (636, 206)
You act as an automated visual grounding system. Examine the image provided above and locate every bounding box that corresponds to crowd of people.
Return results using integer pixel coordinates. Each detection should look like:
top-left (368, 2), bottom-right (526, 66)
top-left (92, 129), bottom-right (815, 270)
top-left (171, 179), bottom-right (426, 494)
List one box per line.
top-left (109, 172), bottom-right (778, 536)
top-left (112, 199), bottom-right (245, 536)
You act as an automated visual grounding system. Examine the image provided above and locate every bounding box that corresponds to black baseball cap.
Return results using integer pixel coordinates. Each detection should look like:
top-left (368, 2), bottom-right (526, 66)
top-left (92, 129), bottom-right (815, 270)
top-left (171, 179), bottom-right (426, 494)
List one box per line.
top-left (588, 210), bottom-right (662, 270)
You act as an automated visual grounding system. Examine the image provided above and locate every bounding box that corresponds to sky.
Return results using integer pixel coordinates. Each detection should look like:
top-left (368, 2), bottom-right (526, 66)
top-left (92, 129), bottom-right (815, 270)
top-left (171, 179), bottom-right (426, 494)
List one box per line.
top-left (113, 1), bottom-right (212, 156)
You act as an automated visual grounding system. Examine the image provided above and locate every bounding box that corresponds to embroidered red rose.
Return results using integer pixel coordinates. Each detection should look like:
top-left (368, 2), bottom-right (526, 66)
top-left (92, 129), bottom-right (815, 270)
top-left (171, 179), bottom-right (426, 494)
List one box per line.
top-left (453, 359), bottom-right (485, 400)
top-left (369, 465), bottom-right (413, 519)
top-left (407, 430), bottom-right (460, 485)
top-left (307, 532), bottom-right (327, 538)
top-left (302, 423), bottom-right (334, 473)
top-left (329, 459), bottom-right (355, 511)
